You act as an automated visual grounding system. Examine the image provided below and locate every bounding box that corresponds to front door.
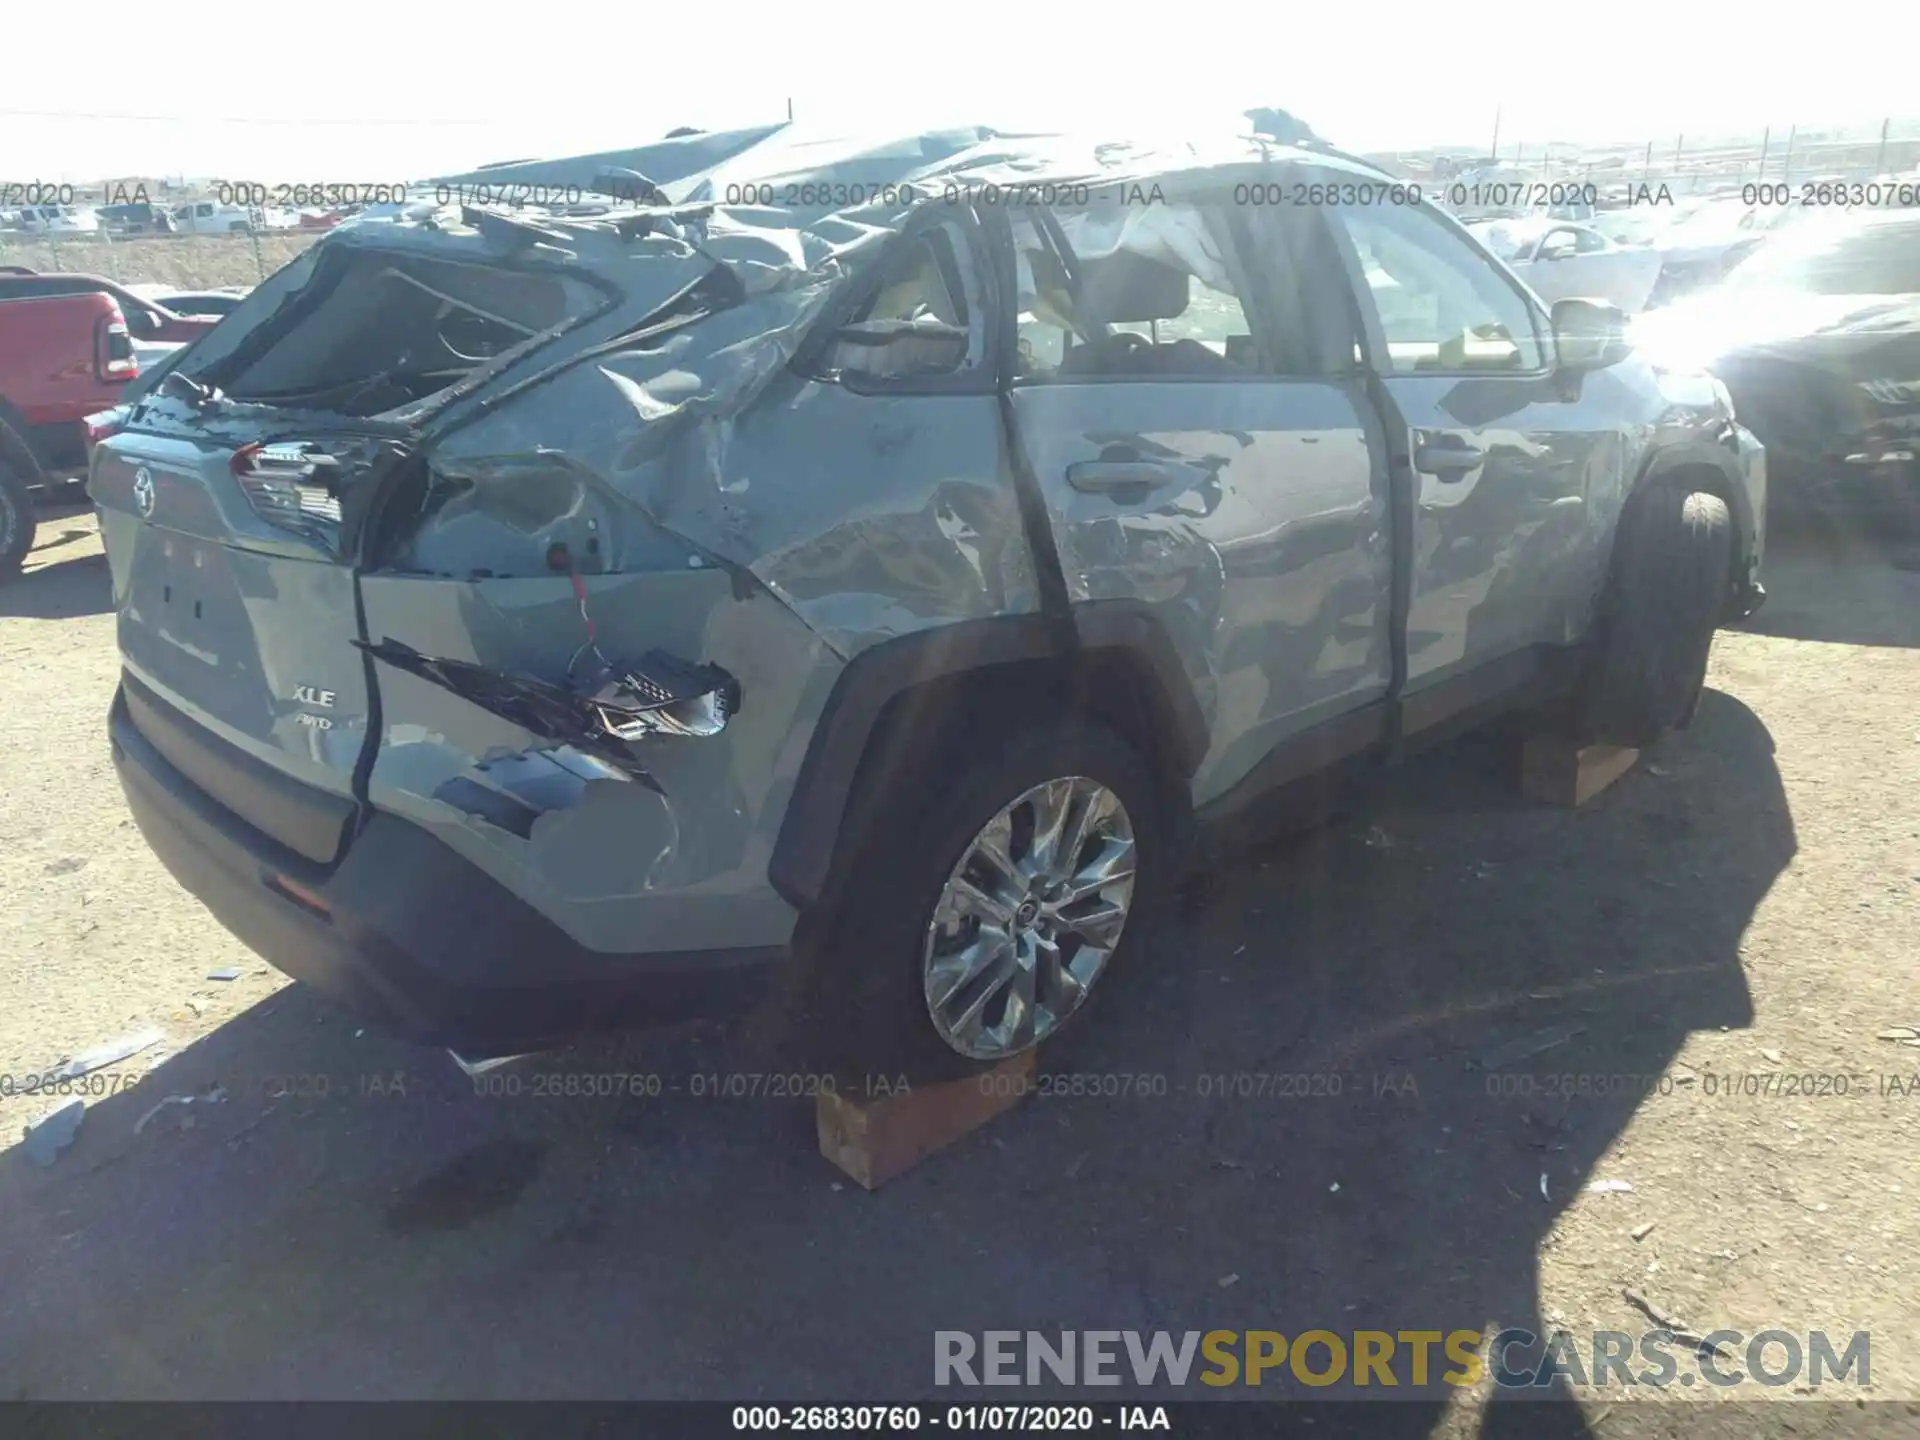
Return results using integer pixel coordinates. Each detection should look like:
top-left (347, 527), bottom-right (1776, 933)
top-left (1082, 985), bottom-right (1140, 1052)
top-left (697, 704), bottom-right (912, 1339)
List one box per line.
top-left (1320, 198), bottom-right (1615, 700)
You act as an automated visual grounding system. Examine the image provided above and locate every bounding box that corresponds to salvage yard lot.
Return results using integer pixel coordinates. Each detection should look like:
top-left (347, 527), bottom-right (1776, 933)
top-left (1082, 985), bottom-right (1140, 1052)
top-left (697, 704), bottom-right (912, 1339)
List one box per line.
top-left (2, 510), bottom-right (1917, 1426)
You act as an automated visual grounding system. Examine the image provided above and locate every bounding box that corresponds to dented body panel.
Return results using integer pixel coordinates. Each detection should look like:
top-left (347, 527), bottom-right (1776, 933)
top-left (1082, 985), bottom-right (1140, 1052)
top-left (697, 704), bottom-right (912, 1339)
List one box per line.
top-left (94, 126), bottom-right (1769, 1052)
top-left (361, 571), bottom-right (838, 952)
top-left (1010, 379), bottom-right (1391, 805)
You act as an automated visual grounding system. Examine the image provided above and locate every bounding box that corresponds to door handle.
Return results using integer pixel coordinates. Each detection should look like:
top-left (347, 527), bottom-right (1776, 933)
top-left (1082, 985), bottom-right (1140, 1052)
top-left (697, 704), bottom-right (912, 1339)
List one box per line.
top-left (1066, 460), bottom-right (1185, 495)
top-left (1413, 438), bottom-right (1485, 480)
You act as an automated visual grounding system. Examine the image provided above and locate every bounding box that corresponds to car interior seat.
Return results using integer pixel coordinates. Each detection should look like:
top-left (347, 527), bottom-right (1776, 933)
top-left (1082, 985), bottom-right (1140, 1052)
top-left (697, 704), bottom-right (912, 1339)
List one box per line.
top-left (1058, 250), bottom-right (1246, 377)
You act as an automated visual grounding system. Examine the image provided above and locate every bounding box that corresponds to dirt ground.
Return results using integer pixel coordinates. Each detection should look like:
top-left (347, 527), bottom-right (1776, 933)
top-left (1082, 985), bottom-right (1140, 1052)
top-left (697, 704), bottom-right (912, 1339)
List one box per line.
top-left (0, 233), bottom-right (319, 289)
top-left (1, 506), bottom-right (1916, 1432)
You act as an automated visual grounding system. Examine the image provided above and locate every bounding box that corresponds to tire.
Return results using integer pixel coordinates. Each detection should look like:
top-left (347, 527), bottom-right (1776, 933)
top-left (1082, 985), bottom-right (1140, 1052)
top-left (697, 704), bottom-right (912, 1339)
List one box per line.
top-left (0, 437), bottom-right (40, 587)
top-left (795, 717), bottom-right (1168, 1088)
top-left (1575, 479), bottom-right (1732, 748)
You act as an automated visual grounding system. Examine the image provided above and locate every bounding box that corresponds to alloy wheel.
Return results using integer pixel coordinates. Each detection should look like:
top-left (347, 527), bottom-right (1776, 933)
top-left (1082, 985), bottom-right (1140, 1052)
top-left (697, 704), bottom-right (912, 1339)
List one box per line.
top-left (922, 776), bottom-right (1138, 1060)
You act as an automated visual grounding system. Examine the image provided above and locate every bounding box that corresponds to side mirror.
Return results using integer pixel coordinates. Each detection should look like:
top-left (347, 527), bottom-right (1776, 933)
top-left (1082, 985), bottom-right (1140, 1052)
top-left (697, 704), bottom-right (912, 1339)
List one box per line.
top-left (1539, 240), bottom-right (1575, 262)
top-left (128, 307), bottom-right (164, 337)
top-left (1552, 297), bottom-right (1630, 372)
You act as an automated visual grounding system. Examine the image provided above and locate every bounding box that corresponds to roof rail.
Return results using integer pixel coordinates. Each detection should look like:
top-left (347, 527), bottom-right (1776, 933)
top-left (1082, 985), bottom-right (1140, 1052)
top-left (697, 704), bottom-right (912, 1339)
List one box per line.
top-left (1298, 136), bottom-right (1386, 170)
top-left (1238, 125), bottom-right (1379, 174)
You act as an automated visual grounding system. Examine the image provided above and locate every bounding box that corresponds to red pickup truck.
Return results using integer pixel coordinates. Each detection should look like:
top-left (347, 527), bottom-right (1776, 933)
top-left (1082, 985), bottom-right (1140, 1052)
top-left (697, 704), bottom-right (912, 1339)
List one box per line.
top-left (0, 267), bottom-right (222, 345)
top-left (0, 290), bottom-right (145, 582)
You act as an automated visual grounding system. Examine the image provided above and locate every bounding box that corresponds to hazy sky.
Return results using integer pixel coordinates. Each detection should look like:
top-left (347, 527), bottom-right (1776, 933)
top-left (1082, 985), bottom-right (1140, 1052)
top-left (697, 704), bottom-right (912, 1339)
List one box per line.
top-left (5, 0), bottom-right (1917, 182)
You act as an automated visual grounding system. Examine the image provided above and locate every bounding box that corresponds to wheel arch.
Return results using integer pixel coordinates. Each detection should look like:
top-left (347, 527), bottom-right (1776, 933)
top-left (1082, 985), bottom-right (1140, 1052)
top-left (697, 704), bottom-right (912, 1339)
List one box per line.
top-left (0, 400), bottom-right (47, 479)
top-left (1631, 444), bottom-right (1750, 606)
top-left (767, 603), bottom-right (1207, 912)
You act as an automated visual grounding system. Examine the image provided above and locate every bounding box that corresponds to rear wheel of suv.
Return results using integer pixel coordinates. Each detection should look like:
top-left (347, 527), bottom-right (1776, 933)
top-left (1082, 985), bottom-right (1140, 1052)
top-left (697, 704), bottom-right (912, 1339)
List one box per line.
top-left (797, 718), bottom-right (1167, 1088)
top-left (0, 443), bottom-right (38, 586)
top-left (1575, 478), bottom-right (1732, 748)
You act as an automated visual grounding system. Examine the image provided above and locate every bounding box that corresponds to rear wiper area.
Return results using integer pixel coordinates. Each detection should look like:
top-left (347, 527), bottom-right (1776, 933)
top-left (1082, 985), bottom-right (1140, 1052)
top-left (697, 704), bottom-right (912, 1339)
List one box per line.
top-left (160, 370), bottom-right (226, 411)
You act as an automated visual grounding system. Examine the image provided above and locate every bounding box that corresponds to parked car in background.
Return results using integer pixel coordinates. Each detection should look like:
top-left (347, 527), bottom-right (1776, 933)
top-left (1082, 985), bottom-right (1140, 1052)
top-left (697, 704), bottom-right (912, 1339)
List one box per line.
top-left (1644, 200), bottom-right (1780, 305)
top-left (1469, 217), bottom-right (1665, 311)
top-left (92, 130), bottom-right (1765, 1081)
top-left (13, 204), bottom-right (101, 235)
top-left (98, 202), bottom-right (176, 235)
top-left (0, 269), bottom-right (221, 344)
top-left (1588, 207), bottom-right (1678, 248)
top-left (167, 200), bottom-right (296, 233)
top-left (1636, 206), bottom-right (1920, 530)
top-left (0, 290), bottom-right (143, 580)
top-left (330, 198), bottom-right (445, 230)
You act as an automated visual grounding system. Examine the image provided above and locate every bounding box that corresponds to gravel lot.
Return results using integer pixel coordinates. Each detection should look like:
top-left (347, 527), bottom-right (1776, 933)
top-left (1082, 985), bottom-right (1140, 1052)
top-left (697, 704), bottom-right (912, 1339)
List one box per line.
top-left (2, 506), bottom-right (1916, 1432)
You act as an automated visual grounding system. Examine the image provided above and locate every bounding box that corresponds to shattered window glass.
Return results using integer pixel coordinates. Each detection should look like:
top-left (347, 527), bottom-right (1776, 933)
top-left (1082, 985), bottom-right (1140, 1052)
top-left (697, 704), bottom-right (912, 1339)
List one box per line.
top-left (830, 227), bottom-right (979, 379)
top-left (856, 234), bottom-right (965, 328)
top-left (215, 251), bottom-right (605, 416)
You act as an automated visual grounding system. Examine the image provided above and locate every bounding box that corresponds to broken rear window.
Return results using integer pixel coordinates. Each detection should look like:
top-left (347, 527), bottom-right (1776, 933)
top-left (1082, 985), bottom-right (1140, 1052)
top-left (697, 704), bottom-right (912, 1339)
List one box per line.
top-left (215, 249), bottom-right (606, 416)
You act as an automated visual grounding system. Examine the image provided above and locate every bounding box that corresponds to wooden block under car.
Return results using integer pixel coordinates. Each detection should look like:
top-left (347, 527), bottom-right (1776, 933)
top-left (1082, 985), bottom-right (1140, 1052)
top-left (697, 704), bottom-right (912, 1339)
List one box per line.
top-left (817, 1050), bottom-right (1037, 1190)
top-left (1519, 735), bottom-right (1640, 807)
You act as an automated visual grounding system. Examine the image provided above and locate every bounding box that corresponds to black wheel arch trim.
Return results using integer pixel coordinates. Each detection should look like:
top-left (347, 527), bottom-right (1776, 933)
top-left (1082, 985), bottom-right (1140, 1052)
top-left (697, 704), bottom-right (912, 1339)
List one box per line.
top-left (1634, 438), bottom-right (1755, 561)
top-left (0, 400), bottom-right (48, 480)
top-left (767, 602), bottom-right (1209, 911)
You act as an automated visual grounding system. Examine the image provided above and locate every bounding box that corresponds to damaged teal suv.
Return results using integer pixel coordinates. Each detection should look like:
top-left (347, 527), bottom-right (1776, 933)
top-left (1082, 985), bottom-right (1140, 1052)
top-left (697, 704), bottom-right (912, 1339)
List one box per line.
top-left (95, 130), bottom-right (1766, 1081)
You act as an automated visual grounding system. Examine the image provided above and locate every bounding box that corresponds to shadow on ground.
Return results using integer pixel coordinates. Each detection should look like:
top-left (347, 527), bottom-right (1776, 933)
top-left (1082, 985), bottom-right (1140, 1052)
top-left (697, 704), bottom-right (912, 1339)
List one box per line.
top-left (0, 693), bottom-right (1789, 1433)
top-left (1736, 519), bottom-right (1920, 649)
top-left (3, 500), bottom-right (111, 620)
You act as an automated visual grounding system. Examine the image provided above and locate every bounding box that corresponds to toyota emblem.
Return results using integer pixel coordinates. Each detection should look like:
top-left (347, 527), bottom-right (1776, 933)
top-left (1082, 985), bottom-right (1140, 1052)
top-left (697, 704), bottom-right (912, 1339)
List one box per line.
top-left (133, 467), bottom-right (156, 518)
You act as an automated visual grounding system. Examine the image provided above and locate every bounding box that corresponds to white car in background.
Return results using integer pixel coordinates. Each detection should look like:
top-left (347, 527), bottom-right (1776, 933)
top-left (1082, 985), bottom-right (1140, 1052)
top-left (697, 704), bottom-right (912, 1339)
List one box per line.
top-left (1588, 208), bottom-right (1679, 248)
top-left (168, 200), bottom-right (298, 234)
top-left (1470, 217), bottom-right (1665, 311)
top-left (13, 204), bottom-right (101, 235)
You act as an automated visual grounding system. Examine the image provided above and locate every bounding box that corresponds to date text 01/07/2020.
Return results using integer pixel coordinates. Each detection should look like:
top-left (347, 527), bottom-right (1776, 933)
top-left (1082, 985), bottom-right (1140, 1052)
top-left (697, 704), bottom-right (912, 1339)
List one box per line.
top-left (730, 1405), bottom-right (1173, 1432)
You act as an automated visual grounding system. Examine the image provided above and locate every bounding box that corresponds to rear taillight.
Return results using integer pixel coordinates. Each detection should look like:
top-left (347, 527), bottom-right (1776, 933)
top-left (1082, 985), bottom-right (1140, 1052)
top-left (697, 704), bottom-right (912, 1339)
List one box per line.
top-left (84, 405), bottom-right (130, 456)
top-left (94, 315), bottom-right (137, 381)
top-left (231, 441), bottom-right (344, 530)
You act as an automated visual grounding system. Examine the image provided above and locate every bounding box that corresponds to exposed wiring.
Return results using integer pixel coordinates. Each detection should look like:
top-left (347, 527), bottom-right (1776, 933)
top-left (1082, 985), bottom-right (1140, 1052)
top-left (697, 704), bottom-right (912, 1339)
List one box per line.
top-left (553, 545), bottom-right (611, 680)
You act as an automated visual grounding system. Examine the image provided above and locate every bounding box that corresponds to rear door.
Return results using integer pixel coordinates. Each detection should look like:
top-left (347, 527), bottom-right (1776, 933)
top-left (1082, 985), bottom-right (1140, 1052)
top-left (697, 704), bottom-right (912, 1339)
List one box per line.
top-left (1001, 190), bottom-right (1394, 805)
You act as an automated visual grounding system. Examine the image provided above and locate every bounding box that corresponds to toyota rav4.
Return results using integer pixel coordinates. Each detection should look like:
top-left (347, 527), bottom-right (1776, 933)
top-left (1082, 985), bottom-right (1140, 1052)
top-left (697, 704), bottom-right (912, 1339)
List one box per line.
top-left (94, 131), bottom-right (1766, 1083)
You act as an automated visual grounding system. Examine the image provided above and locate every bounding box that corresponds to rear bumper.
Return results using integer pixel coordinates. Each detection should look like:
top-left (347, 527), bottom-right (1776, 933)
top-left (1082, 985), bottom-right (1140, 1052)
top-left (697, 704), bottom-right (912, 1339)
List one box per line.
top-left (110, 683), bottom-right (783, 1052)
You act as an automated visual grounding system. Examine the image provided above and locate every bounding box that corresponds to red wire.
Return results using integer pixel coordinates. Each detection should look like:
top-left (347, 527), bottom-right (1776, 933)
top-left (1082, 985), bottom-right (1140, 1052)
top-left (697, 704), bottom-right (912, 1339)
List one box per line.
top-left (569, 567), bottom-right (595, 642)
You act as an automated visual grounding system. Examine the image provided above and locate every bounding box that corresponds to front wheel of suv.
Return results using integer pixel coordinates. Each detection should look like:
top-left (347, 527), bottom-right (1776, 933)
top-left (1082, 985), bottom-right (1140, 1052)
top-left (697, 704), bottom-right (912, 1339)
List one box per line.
top-left (1575, 478), bottom-right (1732, 748)
top-left (798, 718), bottom-right (1168, 1088)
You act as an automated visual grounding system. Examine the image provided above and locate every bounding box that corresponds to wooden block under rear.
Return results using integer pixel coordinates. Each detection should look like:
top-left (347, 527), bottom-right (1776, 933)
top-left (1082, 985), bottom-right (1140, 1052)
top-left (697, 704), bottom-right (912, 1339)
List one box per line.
top-left (1520, 736), bottom-right (1640, 808)
top-left (817, 1051), bottom-right (1037, 1190)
